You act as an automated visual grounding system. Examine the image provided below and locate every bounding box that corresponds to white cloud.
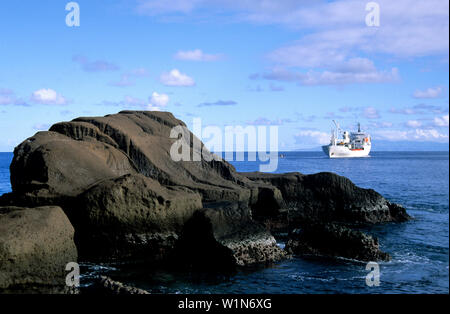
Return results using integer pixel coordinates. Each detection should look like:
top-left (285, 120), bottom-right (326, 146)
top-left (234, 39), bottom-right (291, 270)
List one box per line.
top-left (334, 57), bottom-right (377, 73)
top-left (413, 86), bottom-right (442, 99)
top-left (434, 114), bottom-right (449, 127)
top-left (263, 0), bottom-right (448, 58)
top-left (256, 0), bottom-right (445, 85)
top-left (413, 128), bottom-right (448, 141)
top-left (406, 120), bottom-right (422, 128)
top-left (160, 69), bottom-right (195, 86)
top-left (294, 130), bottom-right (330, 146)
top-left (258, 66), bottom-right (399, 86)
top-left (303, 68), bottom-right (399, 85)
top-left (174, 49), bottom-right (223, 61)
top-left (390, 104), bottom-right (447, 115)
top-left (363, 106), bottom-right (380, 119)
top-left (375, 128), bottom-right (448, 142)
top-left (137, 0), bottom-right (448, 58)
top-left (31, 89), bottom-right (68, 105)
top-left (148, 92), bottom-right (169, 110)
top-left (137, 1), bottom-right (447, 86)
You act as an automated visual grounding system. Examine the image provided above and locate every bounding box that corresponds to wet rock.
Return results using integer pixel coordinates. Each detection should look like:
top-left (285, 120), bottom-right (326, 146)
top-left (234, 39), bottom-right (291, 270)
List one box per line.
top-left (285, 223), bottom-right (391, 262)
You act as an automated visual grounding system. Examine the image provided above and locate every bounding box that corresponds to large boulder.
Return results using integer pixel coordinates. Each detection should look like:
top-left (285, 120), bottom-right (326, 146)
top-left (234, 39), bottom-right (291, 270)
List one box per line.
top-left (285, 223), bottom-right (390, 262)
top-left (0, 206), bottom-right (77, 290)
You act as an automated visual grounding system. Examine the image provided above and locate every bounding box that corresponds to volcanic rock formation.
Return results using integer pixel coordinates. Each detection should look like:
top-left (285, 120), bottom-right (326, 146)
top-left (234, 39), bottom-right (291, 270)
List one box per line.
top-left (0, 111), bottom-right (410, 291)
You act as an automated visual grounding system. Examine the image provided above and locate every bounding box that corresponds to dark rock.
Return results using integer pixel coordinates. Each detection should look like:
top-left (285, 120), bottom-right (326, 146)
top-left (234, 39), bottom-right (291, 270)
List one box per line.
top-left (9, 130), bottom-right (135, 199)
top-left (0, 206), bottom-right (77, 290)
top-left (71, 173), bottom-right (202, 260)
top-left (173, 203), bottom-right (287, 270)
top-left (387, 202), bottom-right (411, 223)
top-left (285, 223), bottom-right (391, 262)
top-left (53, 111), bottom-right (252, 201)
top-left (243, 171), bottom-right (410, 227)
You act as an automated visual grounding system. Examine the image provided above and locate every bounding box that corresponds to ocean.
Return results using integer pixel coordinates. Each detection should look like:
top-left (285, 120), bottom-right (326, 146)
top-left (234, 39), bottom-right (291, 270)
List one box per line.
top-left (0, 151), bottom-right (448, 294)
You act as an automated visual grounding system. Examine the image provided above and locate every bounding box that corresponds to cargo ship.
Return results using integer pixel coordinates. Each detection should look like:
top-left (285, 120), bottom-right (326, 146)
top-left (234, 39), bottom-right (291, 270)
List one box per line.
top-left (322, 121), bottom-right (371, 158)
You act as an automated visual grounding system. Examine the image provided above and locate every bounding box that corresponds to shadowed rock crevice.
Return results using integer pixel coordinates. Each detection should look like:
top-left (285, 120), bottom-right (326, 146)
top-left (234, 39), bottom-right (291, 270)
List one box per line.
top-left (172, 210), bottom-right (237, 271)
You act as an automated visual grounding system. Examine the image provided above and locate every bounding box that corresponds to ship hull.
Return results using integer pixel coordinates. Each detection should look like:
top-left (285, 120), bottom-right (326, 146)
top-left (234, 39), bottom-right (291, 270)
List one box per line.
top-left (322, 145), bottom-right (371, 158)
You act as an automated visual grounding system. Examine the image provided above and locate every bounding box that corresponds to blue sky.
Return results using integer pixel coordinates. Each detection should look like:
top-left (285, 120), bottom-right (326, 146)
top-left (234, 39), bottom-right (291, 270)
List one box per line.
top-left (0, 0), bottom-right (448, 151)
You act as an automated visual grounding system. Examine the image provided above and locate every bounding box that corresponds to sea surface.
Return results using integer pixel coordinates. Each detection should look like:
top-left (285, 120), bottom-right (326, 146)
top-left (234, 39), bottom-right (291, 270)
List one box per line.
top-left (0, 151), bottom-right (448, 294)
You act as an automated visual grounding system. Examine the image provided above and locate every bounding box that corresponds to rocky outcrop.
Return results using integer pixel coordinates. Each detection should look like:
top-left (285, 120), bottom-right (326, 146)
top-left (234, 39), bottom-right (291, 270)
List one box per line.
top-left (50, 112), bottom-right (251, 201)
top-left (173, 202), bottom-right (286, 270)
top-left (285, 223), bottom-right (390, 262)
top-left (243, 172), bottom-right (410, 228)
top-left (0, 110), bottom-right (410, 282)
top-left (0, 206), bottom-right (77, 290)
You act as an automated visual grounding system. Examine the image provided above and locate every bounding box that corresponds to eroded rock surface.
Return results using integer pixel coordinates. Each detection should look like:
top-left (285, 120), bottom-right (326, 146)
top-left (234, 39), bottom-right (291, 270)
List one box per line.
top-left (0, 206), bottom-right (77, 290)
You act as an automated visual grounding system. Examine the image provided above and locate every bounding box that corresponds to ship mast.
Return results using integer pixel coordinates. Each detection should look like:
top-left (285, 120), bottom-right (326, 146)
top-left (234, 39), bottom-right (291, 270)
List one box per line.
top-left (332, 120), bottom-right (340, 139)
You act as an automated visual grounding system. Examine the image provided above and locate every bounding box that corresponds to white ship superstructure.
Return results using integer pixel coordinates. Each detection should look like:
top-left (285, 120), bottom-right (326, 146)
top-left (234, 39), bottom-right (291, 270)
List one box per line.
top-left (322, 121), bottom-right (371, 158)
